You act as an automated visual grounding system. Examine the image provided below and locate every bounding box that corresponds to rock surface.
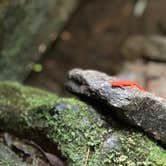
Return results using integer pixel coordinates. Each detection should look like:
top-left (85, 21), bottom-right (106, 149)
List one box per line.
top-left (146, 62), bottom-right (166, 99)
top-left (66, 68), bottom-right (166, 145)
top-left (122, 35), bottom-right (166, 62)
top-left (118, 61), bottom-right (166, 99)
top-left (0, 0), bottom-right (78, 81)
top-left (0, 143), bottom-right (29, 166)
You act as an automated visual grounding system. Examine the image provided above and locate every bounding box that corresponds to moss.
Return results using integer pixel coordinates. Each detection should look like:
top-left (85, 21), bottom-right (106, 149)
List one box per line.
top-left (44, 100), bottom-right (108, 165)
top-left (0, 81), bottom-right (57, 109)
top-left (0, 81), bottom-right (57, 133)
top-left (147, 141), bottom-right (166, 165)
top-left (103, 131), bottom-right (166, 166)
top-left (0, 82), bottom-right (166, 165)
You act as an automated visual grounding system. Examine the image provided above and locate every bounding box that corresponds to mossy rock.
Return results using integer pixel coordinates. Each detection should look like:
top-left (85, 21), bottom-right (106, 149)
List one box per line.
top-left (0, 0), bottom-right (78, 81)
top-left (0, 82), bottom-right (165, 165)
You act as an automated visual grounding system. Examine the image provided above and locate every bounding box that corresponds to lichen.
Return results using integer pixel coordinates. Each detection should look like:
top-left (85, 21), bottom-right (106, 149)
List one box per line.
top-left (0, 82), bottom-right (166, 165)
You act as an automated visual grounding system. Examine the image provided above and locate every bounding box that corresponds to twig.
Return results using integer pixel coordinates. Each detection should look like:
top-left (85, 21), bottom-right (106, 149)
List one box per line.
top-left (83, 147), bottom-right (90, 166)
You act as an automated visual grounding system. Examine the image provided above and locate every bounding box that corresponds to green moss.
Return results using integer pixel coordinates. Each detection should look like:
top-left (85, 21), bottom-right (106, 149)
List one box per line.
top-left (147, 141), bottom-right (166, 165)
top-left (0, 81), bottom-right (57, 110)
top-left (0, 82), bottom-right (166, 165)
top-left (44, 101), bottom-right (108, 165)
top-left (34, 98), bottom-right (166, 165)
top-left (0, 81), bottom-right (57, 133)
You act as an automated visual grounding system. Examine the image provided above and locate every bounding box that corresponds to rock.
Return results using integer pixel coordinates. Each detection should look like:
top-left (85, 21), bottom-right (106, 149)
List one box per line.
top-left (66, 68), bottom-right (166, 145)
top-left (122, 35), bottom-right (166, 62)
top-left (0, 143), bottom-right (29, 166)
top-left (0, 82), bottom-right (166, 165)
top-left (0, 0), bottom-right (79, 81)
top-left (118, 61), bottom-right (166, 98)
top-left (146, 62), bottom-right (166, 99)
top-left (103, 135), bottom-right (121, 151)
